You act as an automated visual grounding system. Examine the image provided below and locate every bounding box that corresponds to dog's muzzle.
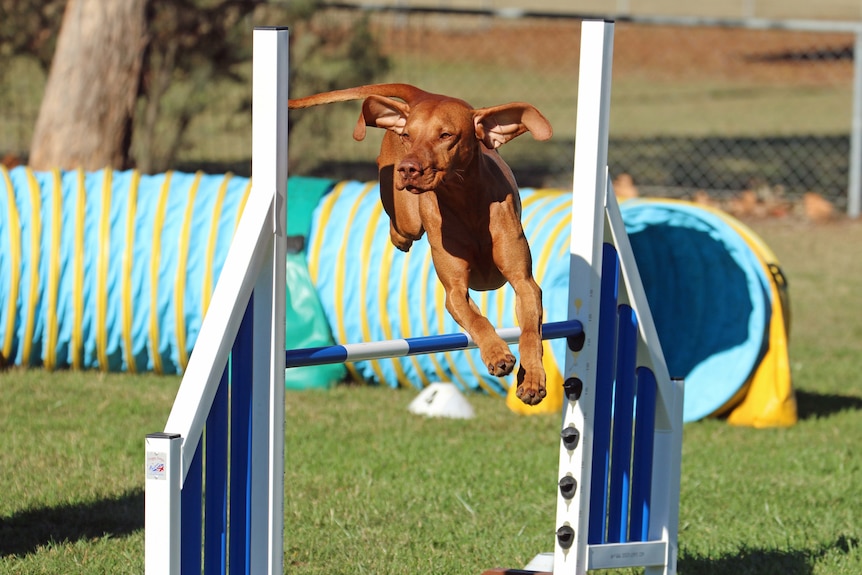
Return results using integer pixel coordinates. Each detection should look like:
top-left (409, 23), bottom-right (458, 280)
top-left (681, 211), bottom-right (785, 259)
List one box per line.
top-left (397, 159), bottom-right (440, 193)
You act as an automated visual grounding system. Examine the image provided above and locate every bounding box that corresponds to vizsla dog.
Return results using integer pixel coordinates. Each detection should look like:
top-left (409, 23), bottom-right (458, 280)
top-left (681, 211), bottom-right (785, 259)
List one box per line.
top-left (289, 84), bottom-right (552, 405)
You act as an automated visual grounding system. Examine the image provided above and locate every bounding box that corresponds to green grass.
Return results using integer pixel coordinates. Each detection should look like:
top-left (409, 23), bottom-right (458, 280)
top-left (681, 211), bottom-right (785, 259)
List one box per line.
top-left (1, 218), bottom-right (862, 574)
top-left (0, 371), bottom-right (178, 574)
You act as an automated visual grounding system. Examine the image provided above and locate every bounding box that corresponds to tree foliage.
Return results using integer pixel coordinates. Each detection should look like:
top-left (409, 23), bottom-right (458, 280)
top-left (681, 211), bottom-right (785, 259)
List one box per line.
top-left (13, 0), bottom-right (389, 171)
top-left (0, 0), bottom-right (66, 69)
top-left (139, 0), bottom-right (389, 172)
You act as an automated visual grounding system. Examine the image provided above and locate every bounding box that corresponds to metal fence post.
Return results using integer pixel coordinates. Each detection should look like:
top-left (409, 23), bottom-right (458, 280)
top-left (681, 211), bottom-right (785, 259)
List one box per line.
top-left (849, 27), bottom-right (862, 219)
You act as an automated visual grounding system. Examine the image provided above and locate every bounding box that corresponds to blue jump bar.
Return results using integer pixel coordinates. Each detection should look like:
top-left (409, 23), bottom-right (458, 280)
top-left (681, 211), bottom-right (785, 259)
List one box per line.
top-left (285, 320), bottom-right (584, 368)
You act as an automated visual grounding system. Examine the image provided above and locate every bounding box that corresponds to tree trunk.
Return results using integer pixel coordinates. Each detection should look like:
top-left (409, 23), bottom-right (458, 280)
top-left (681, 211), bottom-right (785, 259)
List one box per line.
top-left (29, 0), bottom-right (148, 171)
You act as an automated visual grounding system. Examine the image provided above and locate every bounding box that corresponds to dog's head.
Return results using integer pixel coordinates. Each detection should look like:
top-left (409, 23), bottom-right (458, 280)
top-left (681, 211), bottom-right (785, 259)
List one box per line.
top-left (353, 94), bottom-right (552, 193)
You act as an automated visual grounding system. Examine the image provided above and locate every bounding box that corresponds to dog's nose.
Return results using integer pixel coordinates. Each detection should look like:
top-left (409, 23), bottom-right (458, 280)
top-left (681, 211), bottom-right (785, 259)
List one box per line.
top-left (397, 159), bottom-right (422, 180)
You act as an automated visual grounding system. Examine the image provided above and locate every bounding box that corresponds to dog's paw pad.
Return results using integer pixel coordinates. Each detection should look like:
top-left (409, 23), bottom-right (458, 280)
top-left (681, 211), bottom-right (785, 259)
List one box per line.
top-left (516, 366), bottom-right (547, 406)
top-left (486, 353), bottom-right (516, 377)
top-left (516, 384), bottom-right (547, 406)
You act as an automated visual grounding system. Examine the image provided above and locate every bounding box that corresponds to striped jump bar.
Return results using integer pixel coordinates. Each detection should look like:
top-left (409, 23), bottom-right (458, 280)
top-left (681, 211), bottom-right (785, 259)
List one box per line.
top-left (285, 320), bottom-right (584, 368)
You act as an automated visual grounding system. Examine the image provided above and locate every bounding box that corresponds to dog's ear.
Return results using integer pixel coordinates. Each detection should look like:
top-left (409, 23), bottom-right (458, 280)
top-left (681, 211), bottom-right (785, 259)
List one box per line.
top-left (473, 103), bottom-right (553, 149)
top-left (353, 95), bottom-right (411, 141)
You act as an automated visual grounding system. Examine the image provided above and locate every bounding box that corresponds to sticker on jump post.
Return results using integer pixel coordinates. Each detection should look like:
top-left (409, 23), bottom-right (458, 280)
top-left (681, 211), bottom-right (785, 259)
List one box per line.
top-left (146, 451), bottom-right (168, 480)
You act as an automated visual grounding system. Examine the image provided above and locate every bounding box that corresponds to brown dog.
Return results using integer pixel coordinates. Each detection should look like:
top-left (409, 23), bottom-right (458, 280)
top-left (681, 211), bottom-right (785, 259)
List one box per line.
top-left (289, 84), bottom-right (552, 405)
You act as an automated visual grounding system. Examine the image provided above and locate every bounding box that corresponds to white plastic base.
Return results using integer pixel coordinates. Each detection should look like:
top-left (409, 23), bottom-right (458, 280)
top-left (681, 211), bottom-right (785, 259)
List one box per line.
top-left (523, 552), bottom-right (554, 572)
top-left (407, 382), bottom-right (475, 419)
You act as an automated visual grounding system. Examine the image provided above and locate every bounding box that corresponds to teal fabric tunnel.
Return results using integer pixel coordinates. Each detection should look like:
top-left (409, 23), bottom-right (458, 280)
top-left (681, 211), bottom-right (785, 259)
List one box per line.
top-left (0, 167), bottom-right (344, 388)
top-left (0, 168), bottom-right (775, 421)
top-left (0, 166), bottom-right (253, 372)
top-left (306, 182), bottom-right (775, 421)
top-left (620, 200), bottom-right (773, 421)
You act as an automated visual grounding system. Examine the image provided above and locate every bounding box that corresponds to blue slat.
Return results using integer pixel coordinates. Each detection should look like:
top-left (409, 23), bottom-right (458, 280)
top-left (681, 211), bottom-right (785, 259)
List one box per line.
top-left (181, 438), bottom-right (202, 575)
top-left (229, 294), bottom-right (254, 575)
top-left (588, 242), bottom-right (620, 545)
top-left (629, 366), bottom-right (657, 542)
top-left (607, 304), bottom-right (638, 543)
top-left (204, 369), bottom-right (229, 575)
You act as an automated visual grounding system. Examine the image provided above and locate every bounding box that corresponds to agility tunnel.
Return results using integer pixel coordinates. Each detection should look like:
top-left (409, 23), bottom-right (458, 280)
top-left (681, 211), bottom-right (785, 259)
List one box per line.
top-left (305, 180), bottom-right (795, 426)
top-left (0, 166), bottom-right (253, 374)
top-left (0, 167), bottom-right (793, 425)
top-left (0, 166), bottom-right (338, 388)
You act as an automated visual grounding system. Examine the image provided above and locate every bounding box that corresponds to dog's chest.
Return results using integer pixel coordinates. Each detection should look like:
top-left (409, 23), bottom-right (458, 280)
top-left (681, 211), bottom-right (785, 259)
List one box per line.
top-left (419, 192), bottom-right (493, 245)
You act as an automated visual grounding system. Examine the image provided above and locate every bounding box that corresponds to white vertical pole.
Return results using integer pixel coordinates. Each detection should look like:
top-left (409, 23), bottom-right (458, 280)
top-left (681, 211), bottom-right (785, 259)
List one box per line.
top-left (554, 20), bottom-right (615, 575)
top-left (848, 28), bottom-right (862, 219)
top-left (144, 433), bottom-right (182, 575)
top-left (250, 26), bottom-right (289, 575)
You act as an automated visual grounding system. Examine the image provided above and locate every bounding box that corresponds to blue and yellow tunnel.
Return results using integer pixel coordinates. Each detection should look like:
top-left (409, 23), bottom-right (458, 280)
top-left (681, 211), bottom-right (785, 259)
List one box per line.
top-left (0, 168), bottom-right (794, 426)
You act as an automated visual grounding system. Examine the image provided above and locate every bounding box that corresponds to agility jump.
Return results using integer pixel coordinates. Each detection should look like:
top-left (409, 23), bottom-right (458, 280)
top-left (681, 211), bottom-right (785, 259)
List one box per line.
top-left (144, 21), bottom-right (683, 575)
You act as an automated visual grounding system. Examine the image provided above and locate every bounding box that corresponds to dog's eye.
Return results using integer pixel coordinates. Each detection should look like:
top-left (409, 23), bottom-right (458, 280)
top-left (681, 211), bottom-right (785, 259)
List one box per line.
top-left (400, 132), bottom-right (411, 142)
top-left (440, 132), bottom-right (452, 140)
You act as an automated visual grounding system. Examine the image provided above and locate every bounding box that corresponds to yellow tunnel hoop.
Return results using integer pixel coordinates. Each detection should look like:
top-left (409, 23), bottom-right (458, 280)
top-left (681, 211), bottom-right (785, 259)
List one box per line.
top-left (96, 168), bottom-right (113, 371)
top-left (22, 168), bottom-right (43, 367)
top-left (44, 168), bottom-right (63, 370)
top-left (72, 169), bottom-right (86, 369)
top-left (1, 166), bottom-right (21, 362)
top-left (333, 182), bottom-right (376, 382)
top-left (149, 171), bottom-right (173, 375)
top-left (175, 171), bottom-right (204, 371)
top-left (392, 239), bottom-right (432, 387)
top-left (202, 173), bottom-right (233, 317)
top-left (307, 180), bottom-right (348, 285)
top-left (359, 199), bottom-right (392, 385)
top-left (122, 170), bottom-right (141, 373)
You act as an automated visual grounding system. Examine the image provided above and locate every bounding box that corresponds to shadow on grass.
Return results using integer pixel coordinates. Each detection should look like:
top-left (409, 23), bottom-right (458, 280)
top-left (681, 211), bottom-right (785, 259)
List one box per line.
top-left (0, 489), bottom-right (143, 558)
top-left (679, 547), bottom-right (812, 575)
top-left (679, 536), bottom-right (859, 574)
top-left (795, 390), bottom-right (862, 421)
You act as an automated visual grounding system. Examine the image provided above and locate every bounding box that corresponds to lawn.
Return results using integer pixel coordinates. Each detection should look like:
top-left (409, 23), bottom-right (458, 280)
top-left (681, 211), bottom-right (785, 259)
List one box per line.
top-left (1, 14), bottom-right (861, 574)
top-left (1, 217), bottom-right (861, 574)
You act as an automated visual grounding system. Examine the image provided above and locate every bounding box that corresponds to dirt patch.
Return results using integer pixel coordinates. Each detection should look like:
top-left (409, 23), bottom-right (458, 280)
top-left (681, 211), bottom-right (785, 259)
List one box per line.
top-left (370, 15), bottom-right (854, 86)
top-left (613, 23), bottom-right (853, 86)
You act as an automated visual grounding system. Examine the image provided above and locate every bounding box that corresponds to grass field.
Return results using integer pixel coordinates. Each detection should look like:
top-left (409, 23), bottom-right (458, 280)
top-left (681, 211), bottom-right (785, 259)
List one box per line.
top-left (1, 13), bottom-right (861, 574)
top-left (1, 217), bottom-right (861, 574)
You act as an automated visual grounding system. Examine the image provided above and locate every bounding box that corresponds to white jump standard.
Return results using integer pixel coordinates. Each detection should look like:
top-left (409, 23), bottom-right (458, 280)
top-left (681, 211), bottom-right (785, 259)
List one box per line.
top-left (144, 20), bottom-right (684, 575)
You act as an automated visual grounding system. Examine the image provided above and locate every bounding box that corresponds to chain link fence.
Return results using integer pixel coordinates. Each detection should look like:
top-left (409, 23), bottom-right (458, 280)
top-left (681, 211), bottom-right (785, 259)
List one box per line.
top-left (1, 6), bottom-right (858, 210)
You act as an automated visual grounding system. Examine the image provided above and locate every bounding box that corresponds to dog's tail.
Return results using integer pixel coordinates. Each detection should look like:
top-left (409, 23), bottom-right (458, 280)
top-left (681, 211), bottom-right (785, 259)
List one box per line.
top-left (288, 83), bottom-right (435, 109)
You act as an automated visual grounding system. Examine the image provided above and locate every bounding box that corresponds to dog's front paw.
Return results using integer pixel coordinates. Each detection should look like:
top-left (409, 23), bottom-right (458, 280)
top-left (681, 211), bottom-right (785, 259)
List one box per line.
top-left (389, 229), bottom-right (414, 252)
top-left (482, 346), bottom-right (516, 377)
top-left (516, 365), bottom-right (547, 406)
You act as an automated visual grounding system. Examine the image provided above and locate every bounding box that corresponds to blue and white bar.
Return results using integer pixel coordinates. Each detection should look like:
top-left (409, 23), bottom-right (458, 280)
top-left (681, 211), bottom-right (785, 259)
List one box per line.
top-left (284, 320), bottom-right (584, 368)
